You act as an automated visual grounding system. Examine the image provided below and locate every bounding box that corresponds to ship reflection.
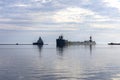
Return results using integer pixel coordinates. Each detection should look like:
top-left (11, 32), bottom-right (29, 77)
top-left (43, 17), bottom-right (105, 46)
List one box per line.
top-left (56, 44), bottom-right (94, 56)
top-left (37, 45), bottom-right (43, 57)
top-left (56, 46), bottom-right (67, 56)
top-left (84, 44), bottom-right (95, 55)
top-left (89, 45), bottom-right (92, 55)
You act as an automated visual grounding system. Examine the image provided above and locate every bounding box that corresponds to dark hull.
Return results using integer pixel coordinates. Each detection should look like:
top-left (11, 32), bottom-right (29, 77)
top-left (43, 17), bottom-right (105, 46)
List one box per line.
top-left (56, 39), bottom-right (66, 47)
top-left (33, 43), bottom-right (43, 45)
top-left (108, 43), bottom-right (120, 45)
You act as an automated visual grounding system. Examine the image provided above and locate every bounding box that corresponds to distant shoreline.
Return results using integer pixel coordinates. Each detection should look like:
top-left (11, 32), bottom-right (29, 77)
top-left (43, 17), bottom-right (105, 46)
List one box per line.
top-left (0, 44), bottom-right (32, 45)
top-left (0, 44), bottom-right (48, 45)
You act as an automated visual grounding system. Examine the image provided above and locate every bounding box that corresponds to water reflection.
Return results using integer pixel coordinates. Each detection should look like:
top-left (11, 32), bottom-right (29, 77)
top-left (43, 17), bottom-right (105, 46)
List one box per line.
top-left (90, 45), bottom-right (92, 54)
top-left (0, 45), bottom-right (120, 80)
top-left (37, 45), bottom-right (43, 57)
top-left (84, 45), bottom-right (93, 55)
top-left (84, 45), bottom-right (95, 55)
top-left (89, 45), bottom-right (95, 55)
top-left (56, 46), bottom-right (67, 56)
top-left (56, 44), bottom-right (95, 56)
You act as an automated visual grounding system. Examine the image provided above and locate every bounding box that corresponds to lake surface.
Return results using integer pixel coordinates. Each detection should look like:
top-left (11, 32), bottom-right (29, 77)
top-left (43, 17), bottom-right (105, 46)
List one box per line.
top-left (0, 44), bottom-right (120, 80)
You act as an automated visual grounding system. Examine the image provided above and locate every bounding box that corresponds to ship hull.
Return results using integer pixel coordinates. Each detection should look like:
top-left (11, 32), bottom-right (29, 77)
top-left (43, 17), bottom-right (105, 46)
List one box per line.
top-left (108, 43), bottom-right (120, 45)
top-left (68, 41), bottom-right (96, 45)
top-left (33, 43), bottom-right (43, 45)
top-left (56, 39), bottom-right (66, 47)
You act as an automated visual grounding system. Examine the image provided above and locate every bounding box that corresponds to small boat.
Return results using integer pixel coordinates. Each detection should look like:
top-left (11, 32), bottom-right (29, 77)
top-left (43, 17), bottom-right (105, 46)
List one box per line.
top-left (33, 37), bottom-right (44, 45)
top-left (108, 42), bottom-right (120, 45)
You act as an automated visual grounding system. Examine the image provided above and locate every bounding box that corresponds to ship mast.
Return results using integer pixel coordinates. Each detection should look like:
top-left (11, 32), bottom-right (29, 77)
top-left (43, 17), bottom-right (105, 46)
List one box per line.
top-left (90, 36), bottom-right (92, 42)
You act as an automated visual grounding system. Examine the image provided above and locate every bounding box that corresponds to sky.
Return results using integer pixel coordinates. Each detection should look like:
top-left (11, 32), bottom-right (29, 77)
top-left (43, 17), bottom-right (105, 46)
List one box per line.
top-left (0, 0), bottom-right (120, 44)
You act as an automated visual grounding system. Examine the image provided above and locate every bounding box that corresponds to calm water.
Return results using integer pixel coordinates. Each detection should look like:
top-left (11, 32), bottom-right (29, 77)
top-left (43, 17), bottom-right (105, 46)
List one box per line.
top-left (0, 45), bottom-right (120, 80)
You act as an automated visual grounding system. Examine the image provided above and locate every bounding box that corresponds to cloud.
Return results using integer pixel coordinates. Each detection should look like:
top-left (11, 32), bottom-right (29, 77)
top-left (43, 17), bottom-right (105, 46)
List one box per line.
top-left (1, 0), bottom-right (120, 43)
top-left (0, 24), bottom-right (31, 30)
top-left (33, 0), bottom-right (52, 3)
top-left (27, 12), bottom-right (54, 23)
top-left (53, 7), bottom-right (108, 23)
top-left (92, 23), bottom-right (120, 29)
top-left (0, 17), bottom-right (12, 22)
top-left (0, 23), bottom-right (78, 31)
top-left (11, 3), bottom-right (30, 8)
top-left (103, 0), bottom-right (120, 10)
top-left (0, 0), bottom-right (119, 31)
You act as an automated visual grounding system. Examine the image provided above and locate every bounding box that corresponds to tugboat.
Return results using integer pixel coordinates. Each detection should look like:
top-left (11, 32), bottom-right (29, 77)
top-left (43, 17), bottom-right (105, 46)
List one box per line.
top-left (33, 37), bottom-right (44, 45)
top-left (56, 35), bottom-right (68, 47)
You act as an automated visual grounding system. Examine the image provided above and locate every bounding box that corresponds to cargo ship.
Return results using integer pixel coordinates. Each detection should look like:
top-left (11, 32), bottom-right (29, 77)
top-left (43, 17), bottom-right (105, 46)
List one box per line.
top-left (56, 35), bottom-right (96, 47)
